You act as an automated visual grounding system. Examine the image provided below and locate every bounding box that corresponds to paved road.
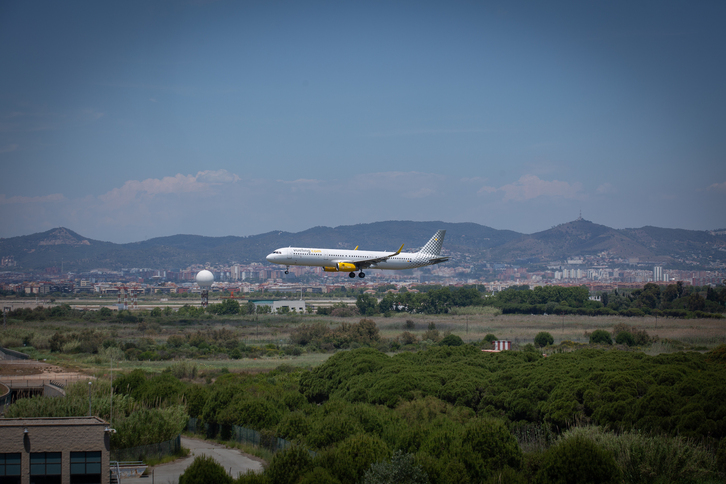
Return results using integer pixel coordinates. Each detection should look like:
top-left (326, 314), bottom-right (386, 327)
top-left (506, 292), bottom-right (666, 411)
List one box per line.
top-left (122, 436), bottom-right (264, 484)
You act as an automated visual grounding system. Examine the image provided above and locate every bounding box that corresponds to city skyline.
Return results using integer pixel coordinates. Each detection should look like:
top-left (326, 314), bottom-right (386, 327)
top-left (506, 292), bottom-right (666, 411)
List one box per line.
top-left (1, 1), bottom-right (725, 243)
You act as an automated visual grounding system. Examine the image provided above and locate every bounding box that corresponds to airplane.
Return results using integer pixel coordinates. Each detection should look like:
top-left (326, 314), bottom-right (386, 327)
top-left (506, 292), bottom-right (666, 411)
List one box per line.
top-left (266, 230), bottom-right (449, 278)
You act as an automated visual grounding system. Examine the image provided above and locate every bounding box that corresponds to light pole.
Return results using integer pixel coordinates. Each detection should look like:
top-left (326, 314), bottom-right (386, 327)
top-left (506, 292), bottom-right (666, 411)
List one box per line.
top-left (88, 381), bottom-right (92, 417)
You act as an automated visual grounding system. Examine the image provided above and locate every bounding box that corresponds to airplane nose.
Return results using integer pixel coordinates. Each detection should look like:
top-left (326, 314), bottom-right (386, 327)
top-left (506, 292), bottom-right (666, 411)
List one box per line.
top-left (266, 253), bottom-right (274, 262)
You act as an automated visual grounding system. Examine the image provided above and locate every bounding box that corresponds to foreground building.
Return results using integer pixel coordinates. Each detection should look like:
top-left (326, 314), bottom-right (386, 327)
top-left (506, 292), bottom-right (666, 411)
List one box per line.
top-left (0, 417), bottom-right (110, 484)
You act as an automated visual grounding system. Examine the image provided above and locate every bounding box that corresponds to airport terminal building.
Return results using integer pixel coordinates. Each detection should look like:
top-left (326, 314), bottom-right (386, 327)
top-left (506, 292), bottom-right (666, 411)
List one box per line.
top-left (0, 417), bottom-right (110, 484)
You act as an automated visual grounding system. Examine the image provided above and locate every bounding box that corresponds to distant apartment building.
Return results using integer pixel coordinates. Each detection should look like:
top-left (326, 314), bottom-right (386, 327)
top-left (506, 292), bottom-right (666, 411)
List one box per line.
top-left (653, 266), bottom-right (663, 282)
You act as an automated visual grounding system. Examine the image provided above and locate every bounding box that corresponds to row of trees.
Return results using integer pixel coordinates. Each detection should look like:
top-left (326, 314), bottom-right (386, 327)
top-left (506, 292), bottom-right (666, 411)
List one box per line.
top-left (355, 287), bottom-right (485, 315)
top-left (485, 283), bottom-right (725, 318)
top-left (7, 282), bottom-right (725, 322)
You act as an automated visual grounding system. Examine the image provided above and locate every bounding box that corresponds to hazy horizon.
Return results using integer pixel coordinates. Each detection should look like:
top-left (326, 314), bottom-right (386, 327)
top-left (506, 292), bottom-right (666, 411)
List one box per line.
top-left (6, 217), bottom-right (724, 246)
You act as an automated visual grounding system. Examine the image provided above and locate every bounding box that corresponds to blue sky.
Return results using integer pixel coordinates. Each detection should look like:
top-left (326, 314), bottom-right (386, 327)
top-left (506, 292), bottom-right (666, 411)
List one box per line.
top-left (1, 1), bottom-right (724, 243)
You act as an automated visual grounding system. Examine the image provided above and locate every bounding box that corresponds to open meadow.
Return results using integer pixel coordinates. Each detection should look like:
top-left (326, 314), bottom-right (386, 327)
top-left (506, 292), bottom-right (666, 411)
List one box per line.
top-left (2, 305), bottom-right (725, 375)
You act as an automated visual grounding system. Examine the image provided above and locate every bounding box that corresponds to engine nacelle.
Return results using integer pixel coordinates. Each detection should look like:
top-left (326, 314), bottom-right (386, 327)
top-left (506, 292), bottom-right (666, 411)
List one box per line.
top-left (323, 263), bottom-right (357, 272)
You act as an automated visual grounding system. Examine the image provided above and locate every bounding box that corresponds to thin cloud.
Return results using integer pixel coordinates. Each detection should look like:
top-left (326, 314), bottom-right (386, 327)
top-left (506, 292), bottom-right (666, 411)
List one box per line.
top-left (460, 176), bottom-right (488, 184)
top-left (98, 170), bottom-right (239, 206)
top-left (0, 194), bottom-right (65, 205)
top-left (478, 175), bottom-right (584, 201)
top-left (196, 169), bottom-right (240, 184)
top-left (706, 181), bottom-right (726, 193)
top-left (596, 183), bottom-right (615, 194)
top-left (80, 109), bottom-right (104, 121)
top-left (364, 128), bottom-right (497, 138)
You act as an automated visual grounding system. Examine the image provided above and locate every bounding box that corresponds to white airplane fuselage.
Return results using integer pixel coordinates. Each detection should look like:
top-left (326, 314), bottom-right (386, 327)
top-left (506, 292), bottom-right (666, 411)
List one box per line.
top-left (266, 230), bottom-right (449, 278)
top-left (268, 247), bottom-right (429, 271)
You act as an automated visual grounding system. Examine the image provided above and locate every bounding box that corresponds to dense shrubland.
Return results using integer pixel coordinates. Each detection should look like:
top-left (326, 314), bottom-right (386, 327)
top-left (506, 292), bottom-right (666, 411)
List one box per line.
top-left (298, 346), bottom-right (726, 440)
top-left (12, 342), bottom-right (724, 481)
top-left (100, 344), bottom-right (726, 482)
top-left (6, 379), bottom-right (187, 449)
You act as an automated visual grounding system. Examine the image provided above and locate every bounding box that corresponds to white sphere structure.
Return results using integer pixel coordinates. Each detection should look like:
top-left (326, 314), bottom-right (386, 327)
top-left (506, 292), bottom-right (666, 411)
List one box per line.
top-left (196, 270), bottom-right (214, 288)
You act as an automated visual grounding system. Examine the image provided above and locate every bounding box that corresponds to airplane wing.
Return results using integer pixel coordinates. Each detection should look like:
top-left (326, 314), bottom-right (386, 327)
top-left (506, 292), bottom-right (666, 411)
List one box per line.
top-left (342, 244), bottom-right (404, 269)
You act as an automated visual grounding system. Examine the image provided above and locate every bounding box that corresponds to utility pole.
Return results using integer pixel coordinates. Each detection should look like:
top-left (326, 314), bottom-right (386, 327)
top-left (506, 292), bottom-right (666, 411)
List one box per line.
top-left (88, 381), bottom-right (92, 417)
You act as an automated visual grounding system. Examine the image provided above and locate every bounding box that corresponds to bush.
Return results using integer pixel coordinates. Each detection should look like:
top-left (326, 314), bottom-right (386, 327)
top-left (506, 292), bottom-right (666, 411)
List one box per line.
top-left (421, 328), bottom-right (440, 343)
top-left (400, 332), bottom-right (417, 345)
top-left (565, 426), bottom-right (719, 483)
top-left (265, 445), bottom-right (314, 484)
top-left (178, 455), bottom-right (232, 484)
top-left (363, 450), bottom-right (428, 484)
top-left (590, 330), bottom-right (613, 345)
top-left (459, 418), bottom-right (522, 481)
top-left (615, 331), bottom-right (635, 346)
top-left (717, 438), bottom-right (726, 474)
top-left (538, 435), bottom-right (620, 484)
top-left (331, 307), bottom-right (359, 318)
top-left (534, 332), bottom-right (554, 348)
top-left (322, 434), bottom-right (390, 483)
top-left (439, 334), bottom-right (464, 347)
top-left (298, 467), bottom-right (340, 484)
top-left (483, 466), bottom-right (528, 484)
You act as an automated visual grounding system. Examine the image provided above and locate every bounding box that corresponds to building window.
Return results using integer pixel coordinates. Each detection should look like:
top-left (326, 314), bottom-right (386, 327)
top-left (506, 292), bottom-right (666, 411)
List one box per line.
top-left (0, 453), bottom-right (22, 484)
top-left (70, 452), bottom-right (102, 484)
top-left (30, 452), bottom-right (61, 484)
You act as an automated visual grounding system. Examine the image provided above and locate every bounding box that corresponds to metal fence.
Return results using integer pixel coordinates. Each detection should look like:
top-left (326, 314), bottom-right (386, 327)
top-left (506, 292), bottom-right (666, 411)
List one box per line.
top-left (187, 418), bottom-right (293, 453)
top-left (110, 435), bottom-right (181, 462)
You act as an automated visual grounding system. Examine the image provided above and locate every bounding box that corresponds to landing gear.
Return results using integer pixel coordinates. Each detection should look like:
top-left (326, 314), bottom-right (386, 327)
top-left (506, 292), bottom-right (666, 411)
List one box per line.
top-left (348, 272), bottom-right (356, 278)
top-left (285, 266), bottom-right (289, 274)
top-left (358, 272), bottom-right (365, 278)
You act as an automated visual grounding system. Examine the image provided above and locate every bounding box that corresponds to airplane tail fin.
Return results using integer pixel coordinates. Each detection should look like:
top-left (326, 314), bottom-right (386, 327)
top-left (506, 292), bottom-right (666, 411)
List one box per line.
top-left (418, 230), bottom-right (446, 256)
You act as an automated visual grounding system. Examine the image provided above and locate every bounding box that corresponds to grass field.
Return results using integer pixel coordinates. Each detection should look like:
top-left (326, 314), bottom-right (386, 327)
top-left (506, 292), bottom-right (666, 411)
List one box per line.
top-left (2, 309), bottom-right (725, 375)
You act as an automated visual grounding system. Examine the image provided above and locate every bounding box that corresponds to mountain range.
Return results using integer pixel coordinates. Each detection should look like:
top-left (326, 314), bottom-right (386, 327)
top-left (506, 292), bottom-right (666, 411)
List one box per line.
top-left (1, 220), bottom-right (725, 272)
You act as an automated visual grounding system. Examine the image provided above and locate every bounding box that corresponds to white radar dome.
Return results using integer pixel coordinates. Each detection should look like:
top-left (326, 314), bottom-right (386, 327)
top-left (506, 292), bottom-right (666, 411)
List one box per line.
top-left (196, 270), bottom-right (214, 288)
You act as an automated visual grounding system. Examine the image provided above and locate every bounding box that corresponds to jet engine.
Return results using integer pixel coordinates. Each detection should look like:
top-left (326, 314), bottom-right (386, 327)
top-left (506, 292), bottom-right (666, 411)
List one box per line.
top-left (323, 263), bottom-right (357, 272)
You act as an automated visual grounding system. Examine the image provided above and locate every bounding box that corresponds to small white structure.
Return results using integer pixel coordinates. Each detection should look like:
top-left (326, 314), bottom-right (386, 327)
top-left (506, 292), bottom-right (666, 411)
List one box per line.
top-left (249, 299), bottom-right (306, 313)
top-left (483, 340), bottom-right (512, 352)
top-left (493, 340), bottom-right (511, 351)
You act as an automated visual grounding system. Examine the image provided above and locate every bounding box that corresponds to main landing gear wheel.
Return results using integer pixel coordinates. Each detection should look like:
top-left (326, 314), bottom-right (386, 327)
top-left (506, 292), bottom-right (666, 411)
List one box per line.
top-left (348, 272), bottom-right (356, 278)
top-left (358, 272), bottom-right (365, 278)
top-left (285, 267), bottom-right (289, 274)
top-left (285, 270), bottom-right (289, 274)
